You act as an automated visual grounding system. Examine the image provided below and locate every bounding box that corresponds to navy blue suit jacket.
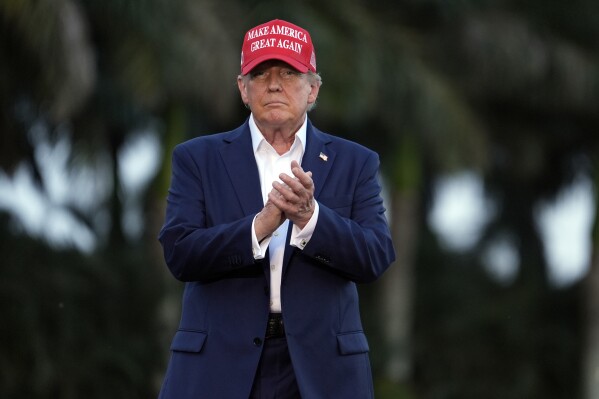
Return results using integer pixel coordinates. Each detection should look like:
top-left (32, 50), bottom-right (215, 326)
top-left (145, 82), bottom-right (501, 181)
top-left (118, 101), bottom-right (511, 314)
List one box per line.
top-left (158, 119), bottom-right (395, 399)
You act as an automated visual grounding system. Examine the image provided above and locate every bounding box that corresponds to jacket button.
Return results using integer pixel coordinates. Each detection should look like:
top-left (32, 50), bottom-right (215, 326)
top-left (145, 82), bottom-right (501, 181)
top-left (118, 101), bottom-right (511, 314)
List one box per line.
top-left (253, 338), bottom-right (262, 347)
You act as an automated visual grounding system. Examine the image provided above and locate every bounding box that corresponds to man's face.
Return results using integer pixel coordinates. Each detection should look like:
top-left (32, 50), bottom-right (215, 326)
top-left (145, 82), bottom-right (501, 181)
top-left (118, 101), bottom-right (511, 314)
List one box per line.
top-left (237, 60), bottom-right (320, 132)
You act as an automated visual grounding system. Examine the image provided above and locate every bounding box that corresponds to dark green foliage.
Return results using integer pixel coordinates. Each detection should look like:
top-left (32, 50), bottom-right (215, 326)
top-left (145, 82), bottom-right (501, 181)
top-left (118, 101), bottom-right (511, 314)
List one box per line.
top-left (0, 214), bottom-right (166, 398)
top-left (412, 233), bottom-right (582, 399)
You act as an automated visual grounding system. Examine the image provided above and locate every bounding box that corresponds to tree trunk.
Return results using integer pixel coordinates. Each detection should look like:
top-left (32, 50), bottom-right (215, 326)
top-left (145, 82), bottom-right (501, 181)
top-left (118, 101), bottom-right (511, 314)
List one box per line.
top-left (378, 134), bottom-right (422, 383)
top-left (379, 187), bottom-right (419, 382)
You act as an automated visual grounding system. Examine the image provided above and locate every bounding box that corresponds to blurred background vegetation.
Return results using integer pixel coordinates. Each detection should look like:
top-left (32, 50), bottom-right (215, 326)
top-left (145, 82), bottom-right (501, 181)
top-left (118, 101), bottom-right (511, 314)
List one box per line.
top-left (1, 0), bottom-right (598, 398)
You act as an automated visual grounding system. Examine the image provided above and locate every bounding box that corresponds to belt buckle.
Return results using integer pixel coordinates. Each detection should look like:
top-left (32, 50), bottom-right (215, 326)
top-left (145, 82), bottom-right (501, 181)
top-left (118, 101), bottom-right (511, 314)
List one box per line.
top-left (266, 313), bottom-right (284, 339)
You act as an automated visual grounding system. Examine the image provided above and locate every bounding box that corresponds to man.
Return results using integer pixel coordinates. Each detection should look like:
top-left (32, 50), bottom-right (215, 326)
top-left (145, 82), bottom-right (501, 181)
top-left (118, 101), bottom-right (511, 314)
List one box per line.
top-left (158, 19), bottom-right (395, 399)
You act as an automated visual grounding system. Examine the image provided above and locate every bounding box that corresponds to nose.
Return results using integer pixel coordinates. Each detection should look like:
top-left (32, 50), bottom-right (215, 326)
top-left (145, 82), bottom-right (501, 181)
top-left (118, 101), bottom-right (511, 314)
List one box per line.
top-left (266, 70), bottom-right (283, 91)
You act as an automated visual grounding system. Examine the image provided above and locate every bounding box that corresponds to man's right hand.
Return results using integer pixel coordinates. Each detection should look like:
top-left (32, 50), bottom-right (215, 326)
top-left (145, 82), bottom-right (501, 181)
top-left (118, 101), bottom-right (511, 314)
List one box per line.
top-left (254, 196), bottom-right (286, 242)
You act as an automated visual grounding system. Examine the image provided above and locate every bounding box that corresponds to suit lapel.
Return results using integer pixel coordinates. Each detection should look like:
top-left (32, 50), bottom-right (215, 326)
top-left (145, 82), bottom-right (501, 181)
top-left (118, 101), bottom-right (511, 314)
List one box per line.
top-left (301, 121), bottom-right (335, 199)
top-left (218, 122), bottom-right (264, 216)
top-left (282, 121), bottom-right (335, 272)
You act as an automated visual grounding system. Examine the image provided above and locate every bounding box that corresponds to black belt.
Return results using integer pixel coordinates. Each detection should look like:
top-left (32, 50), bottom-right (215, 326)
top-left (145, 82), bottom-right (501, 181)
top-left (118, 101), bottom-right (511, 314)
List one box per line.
top-left (265, 313), bottom-right (285, 339)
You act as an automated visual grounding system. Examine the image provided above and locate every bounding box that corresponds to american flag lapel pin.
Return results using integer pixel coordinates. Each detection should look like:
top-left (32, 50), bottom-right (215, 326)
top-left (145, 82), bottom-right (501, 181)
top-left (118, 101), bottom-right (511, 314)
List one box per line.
top-left (319, 152), bottom-right (328, 161)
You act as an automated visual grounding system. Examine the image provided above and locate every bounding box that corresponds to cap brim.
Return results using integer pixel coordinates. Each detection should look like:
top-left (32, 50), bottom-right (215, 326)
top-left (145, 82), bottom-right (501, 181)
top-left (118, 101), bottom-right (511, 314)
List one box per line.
top-left (241, 54), bottom-right (309, 75)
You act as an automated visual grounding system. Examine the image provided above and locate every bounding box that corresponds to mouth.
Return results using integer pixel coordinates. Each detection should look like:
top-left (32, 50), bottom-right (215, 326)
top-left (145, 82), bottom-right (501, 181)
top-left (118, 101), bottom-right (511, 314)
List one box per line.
top-left (264, 100), bottom-right (286, 107)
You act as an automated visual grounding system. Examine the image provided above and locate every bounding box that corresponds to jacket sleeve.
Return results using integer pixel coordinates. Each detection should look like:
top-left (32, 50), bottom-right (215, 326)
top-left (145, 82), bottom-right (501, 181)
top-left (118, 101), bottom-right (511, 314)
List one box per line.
top-left (301, 151), bottom-right (396, 283)
top-left (158, 143), bottom-right (261, 282)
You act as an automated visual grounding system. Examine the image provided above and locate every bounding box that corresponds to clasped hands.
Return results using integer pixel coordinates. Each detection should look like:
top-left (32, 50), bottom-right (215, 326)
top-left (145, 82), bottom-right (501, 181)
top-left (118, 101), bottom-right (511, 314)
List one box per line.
top-left (255, 160), bottom-right (315, 242)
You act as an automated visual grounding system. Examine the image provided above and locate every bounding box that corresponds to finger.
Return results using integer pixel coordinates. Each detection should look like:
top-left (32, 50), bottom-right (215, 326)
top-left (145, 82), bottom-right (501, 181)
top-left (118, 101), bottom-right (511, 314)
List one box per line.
top-left (267, 189), bottom-right (286, 208)
top-left (289, 161), bottom-right (306, 180)
top-left (279, 173), bottom-right (303, 192)
top-left (272, 181), bottom-right (299, 203)
top-left (277, 177), bottom-right (310, 205)
top-left (268, 190), bottom-right (295, 215)
top-left (280, 170), bottom-right (312, 193)
top-left (290, 165), bottom-right (314, 188)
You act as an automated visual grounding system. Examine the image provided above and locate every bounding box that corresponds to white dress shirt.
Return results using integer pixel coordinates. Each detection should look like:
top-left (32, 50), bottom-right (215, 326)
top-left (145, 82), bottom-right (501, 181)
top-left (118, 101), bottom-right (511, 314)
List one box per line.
top-left (249, 114), bottom-right (320, 313)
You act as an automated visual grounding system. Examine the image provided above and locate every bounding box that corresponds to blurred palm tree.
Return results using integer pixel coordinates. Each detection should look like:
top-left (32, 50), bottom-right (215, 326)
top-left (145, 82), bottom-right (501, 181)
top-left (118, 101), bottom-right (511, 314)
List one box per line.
top-left (0, 0), bottom-right (245, 244)
top-left (421, 2), bottom-right (599, 398)
top-left (0, 0), bottom-right (247, 397)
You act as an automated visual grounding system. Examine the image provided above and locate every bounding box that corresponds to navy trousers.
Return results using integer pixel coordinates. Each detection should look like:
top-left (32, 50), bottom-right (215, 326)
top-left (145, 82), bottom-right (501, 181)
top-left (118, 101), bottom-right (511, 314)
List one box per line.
top-left (249, 336), bottom-right (301, 399)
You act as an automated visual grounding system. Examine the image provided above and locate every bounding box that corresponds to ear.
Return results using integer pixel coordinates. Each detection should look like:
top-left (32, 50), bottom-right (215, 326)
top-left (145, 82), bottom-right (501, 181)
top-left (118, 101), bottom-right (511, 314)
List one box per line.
top-left (307, 81), bottom-right (321, 105)
top-left (237, 77), bottom-right (249, 105)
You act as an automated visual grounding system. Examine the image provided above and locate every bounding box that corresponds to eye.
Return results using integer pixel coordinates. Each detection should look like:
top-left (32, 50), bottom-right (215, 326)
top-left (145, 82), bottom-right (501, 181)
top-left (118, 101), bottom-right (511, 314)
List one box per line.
top-left (280, 69), bottom-right (299, 79)
top-left (250, 70), bottom-right (268, 80)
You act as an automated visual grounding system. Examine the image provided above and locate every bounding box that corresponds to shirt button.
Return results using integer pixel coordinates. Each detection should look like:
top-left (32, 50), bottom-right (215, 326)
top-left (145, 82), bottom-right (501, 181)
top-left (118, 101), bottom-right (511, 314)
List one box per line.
top-left (253, 338), bottom-right (262, 347)
top-left (274, 231), bottom-right (279, 237)
top-left (270, 264), bottom-right (276, 271)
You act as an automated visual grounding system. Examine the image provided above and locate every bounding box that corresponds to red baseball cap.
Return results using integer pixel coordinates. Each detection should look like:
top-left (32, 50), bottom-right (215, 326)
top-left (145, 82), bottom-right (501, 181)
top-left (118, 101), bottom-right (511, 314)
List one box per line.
top-left (240, 19), bottom-right (317, 75)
